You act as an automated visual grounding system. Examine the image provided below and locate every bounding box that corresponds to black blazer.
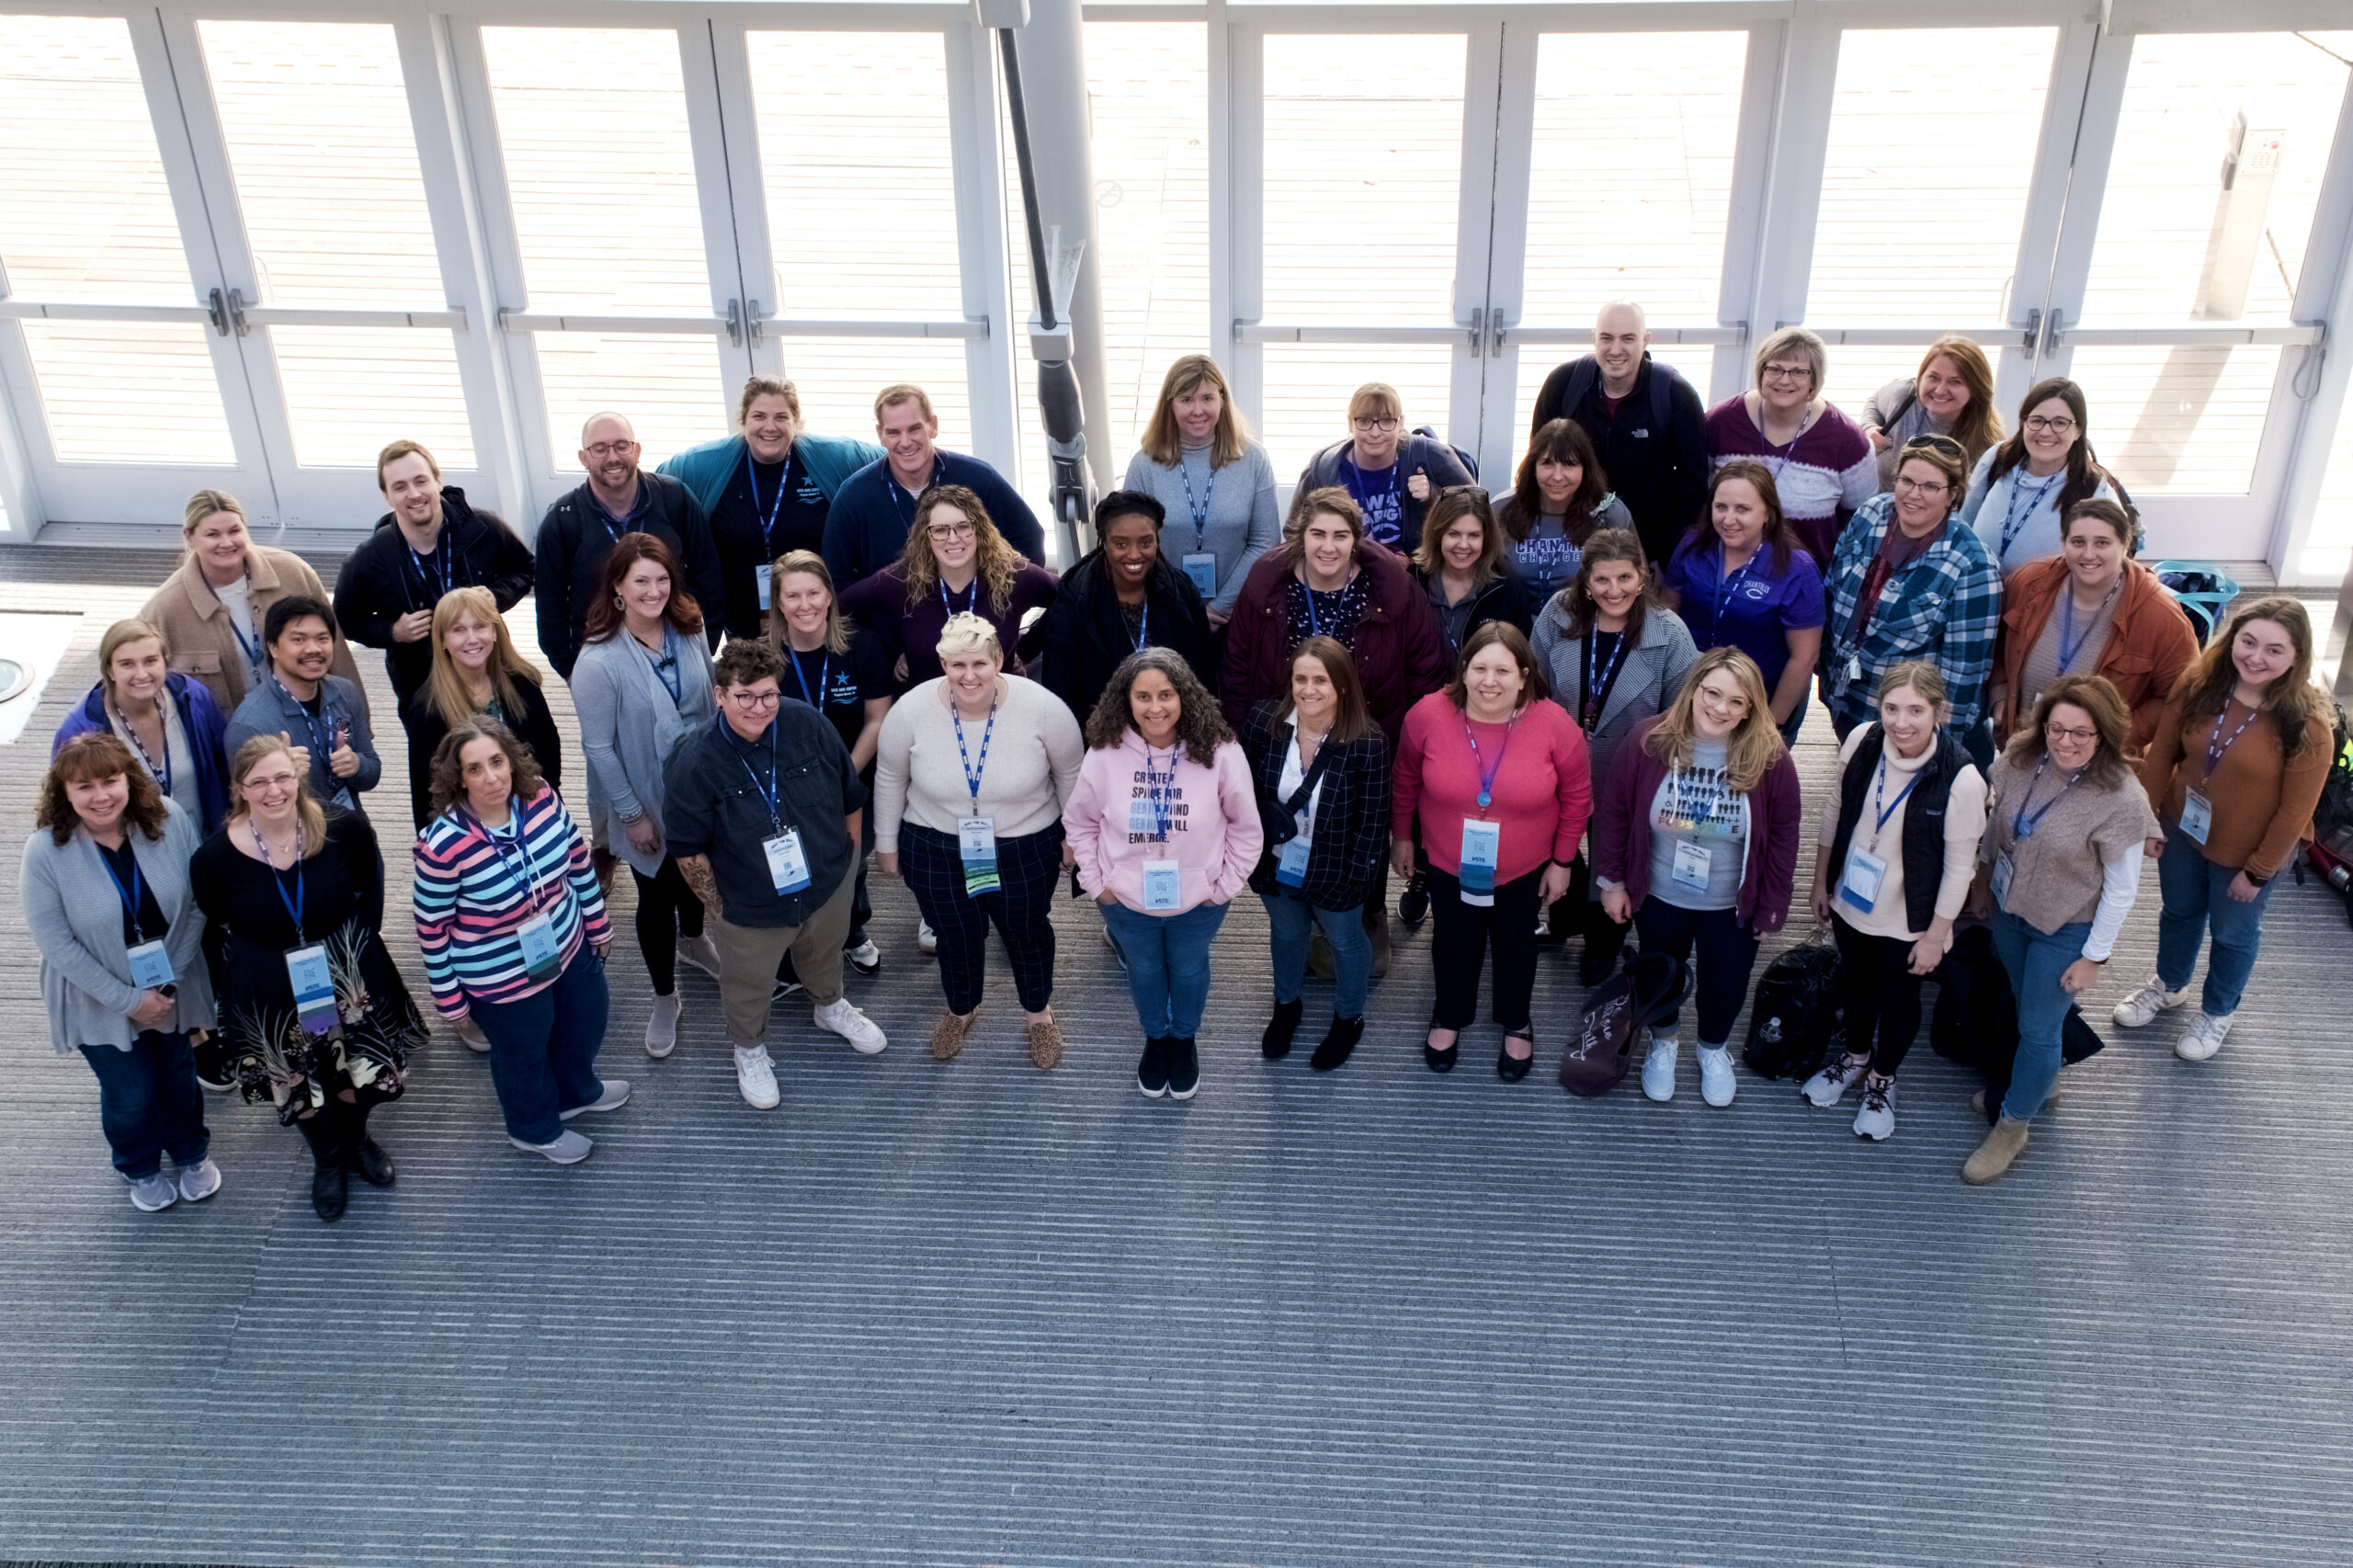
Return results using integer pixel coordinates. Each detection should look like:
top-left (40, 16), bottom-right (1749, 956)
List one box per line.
top-left (1239, 699), bottom-right (1391, 912)
top-left (401, 675), bottom-right (564, 830)
top-left (1038, 549), bottom-right (1214, 724)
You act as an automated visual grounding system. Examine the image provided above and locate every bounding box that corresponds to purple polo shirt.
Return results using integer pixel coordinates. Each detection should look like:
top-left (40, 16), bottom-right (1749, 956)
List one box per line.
top-left (1665, 537), bottom-right (1825, 689)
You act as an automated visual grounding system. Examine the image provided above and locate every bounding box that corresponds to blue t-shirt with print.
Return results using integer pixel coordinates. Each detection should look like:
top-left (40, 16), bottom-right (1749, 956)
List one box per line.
top-left (1339, 457), bottom-right (1406, 549)
top-left (1665, 538), bottom-right (1826, 689)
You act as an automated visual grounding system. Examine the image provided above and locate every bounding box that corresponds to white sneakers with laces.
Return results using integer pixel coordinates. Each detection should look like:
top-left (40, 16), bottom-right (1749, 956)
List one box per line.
top-left (1642, 1039), bottom-right (1678, 1101)
top-left (814, 997), bottom-right (887, 1054)
top-left (2113, 975), bottom-right (2190, 1029)
top-left (1697, 1045), bottom-right (1737, 1107)
top-left (2176, 1011), bottom-right (2234, 1062)
top-left (733, 1043), bottom-right (780, 1108)
top-left (1802, 1053), bottom-right (1870, 1108)
top-left (1852, 1076), bottom-right (1896, 1141)
top-left (176, 1157), bottom-right (222, 1203)
top-left (128, 1172), bottom-right (178, 1211)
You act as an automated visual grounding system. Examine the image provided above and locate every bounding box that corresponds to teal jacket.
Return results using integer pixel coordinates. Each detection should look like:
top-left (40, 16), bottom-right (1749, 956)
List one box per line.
top-left (658, 431), bottom-right (882, 517)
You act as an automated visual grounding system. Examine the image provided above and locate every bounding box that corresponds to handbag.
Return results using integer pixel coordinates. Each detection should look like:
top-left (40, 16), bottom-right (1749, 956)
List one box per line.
top-left (1559, 949), bottom-right (1688, 1096)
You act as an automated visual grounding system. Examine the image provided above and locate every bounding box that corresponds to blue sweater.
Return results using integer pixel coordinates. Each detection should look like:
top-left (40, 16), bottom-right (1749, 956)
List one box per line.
top-left (820, 449), bottom-right (1046, 588)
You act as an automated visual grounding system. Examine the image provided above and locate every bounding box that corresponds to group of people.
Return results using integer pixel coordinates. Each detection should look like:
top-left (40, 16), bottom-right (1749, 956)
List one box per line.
top-left (27, 306), bottom-right (2336, 1220)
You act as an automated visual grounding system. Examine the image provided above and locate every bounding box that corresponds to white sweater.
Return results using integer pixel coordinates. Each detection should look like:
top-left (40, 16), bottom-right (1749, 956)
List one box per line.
top-left (871, 675), bottom-right (1085, 851)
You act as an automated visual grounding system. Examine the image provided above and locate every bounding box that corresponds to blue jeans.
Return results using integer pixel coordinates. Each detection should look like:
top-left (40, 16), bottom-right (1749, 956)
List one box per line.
top-left (1099, 899), bottom-right (1229, 1039)
top-left (470, 949), bottom-right (610, 1144)
top-left (79, 1030), bottom-right (208, 1180)
top-left (1260, 892), bottom-right (1370, 1018)
top-left (2155, 825), bottom-right (2279, 1017)
top-left (1990, 908), bottom-right (2090, 1121)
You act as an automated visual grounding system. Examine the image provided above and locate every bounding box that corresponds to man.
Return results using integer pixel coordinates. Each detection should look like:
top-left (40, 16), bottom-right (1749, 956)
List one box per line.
top-left (222, 597), bottom-right (381, 816)
top-left (333, 439), bottom-right (535, 709)
top-left (820, 384), bottom-right (1046, 588)
top-left (1527, 300), bottom-right (1711, 568)
top-left (533, 411), bottom-right (727, 682)
top-left (658, 376), bottom-right (884, 640)
top-left (1291, 382), bottom-right (1472, 555)
top-left (663, 639), bottom-right (887, 1109)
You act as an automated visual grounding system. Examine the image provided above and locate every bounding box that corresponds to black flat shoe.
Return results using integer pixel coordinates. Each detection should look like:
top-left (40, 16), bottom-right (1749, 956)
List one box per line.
top-left (1497, 1033), bottom-right (1536, 1082)
top-left (348, 1134), bottom-right (396, 1188)
top-left (1262, 999), bottom-right (1304, 1060)
top-left (1310, 1016), bottom-right (1363, 1072)
top-left (1423, 1039), bottom-right (1459, 1074)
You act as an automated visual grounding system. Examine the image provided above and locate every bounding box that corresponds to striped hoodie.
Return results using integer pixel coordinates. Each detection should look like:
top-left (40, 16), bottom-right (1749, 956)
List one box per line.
top-left (413, 785), bottom-right (610, 1016)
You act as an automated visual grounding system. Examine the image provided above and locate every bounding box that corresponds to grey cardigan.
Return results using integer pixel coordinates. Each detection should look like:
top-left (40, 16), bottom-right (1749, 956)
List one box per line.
top-left (1120, 442), bottom-right (1282, 615)
top-left (23, 800), bottom-right (217, 1053)
top-left (1529, 590), bottom-right (1699, 790)
top-left (570, 628), bottom-right (718, 879)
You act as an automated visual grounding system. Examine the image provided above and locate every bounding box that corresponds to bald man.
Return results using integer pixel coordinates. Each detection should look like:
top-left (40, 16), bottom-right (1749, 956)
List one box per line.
top-left (1528, 301), bottom-right (1711, 568)
top-left (533, 411), bottom-right (726, 680)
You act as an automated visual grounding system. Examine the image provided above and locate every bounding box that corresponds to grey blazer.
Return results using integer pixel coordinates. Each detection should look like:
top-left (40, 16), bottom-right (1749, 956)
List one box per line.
top-left (1529, 591), bottom-right (1699, 790)
top-left (22, 800), bottom-right (217, 1053)
top-left (570, 629), bottom-right (718, 879)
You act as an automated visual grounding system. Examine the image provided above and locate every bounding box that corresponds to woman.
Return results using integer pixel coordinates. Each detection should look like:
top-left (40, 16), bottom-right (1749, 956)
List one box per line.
top-left (1392, 623), bottom-right (1587, 1079)
top-left (1063, 648), bottom-right (1261, 1102)
top-left (1819, 436), bottom-right (2002, 765)
top-left (55, 618), bottom-right (232, 831)
top-left (404, 586), bottom-right (563, 829)
top-left (1494, 418), bottom-right (1635, 606)
top-left (1663, 462), bottom-right (1824, 743)
top-left (1802, 663), bottom-right (1989, 1141)
top-left (1988, 499), bottom-right (2197, 750)
top-left (189, 736), bottom-right (425, 1222)
top-left (1409, 484), bottom-right (1535, 665)
top-left (1241, 638), bottom-right (1391, 1072)
top-left (1963, 676), bottom-right (2158, 1184)
top-left (570, 534), bottom-right (719, 1058)
top-left (1292, 383), bottom-right (1474, 555)
top-left (415, 721), bottom-right (621, 1165)
top-left (2119, 597), bottom-right (2332, 1063)
top-left (1039, 489), bottom-right (1214, 724)
top-left (139, 489), bottom-right (365, 718)
top-left (1593, 648), bottom-right (1802, 1108)
top-left (1704, 326), bottom-right (1878, 569)
top-left (769, 549), bottom-right (895, 974)
top-left (1120, 354), bottom-right (1283, 624)
top-left (838, 484), bottom-right (1059, 691)
top-left (873, 615), bottom-right (1084, 1068)
top-left (1529, 529), bottom-right (1699, 980)
top-left (1860, 337), bottom-right (2004, 493)
top-left (1960, 377), bottom-right (2119, 573)
top-left (24, 734), bottom-right (220, 1211)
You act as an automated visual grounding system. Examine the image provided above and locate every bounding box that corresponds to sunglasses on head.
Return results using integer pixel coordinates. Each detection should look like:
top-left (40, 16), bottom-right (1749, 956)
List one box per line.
top-left (1901, 434), bottom-right (1965, 457)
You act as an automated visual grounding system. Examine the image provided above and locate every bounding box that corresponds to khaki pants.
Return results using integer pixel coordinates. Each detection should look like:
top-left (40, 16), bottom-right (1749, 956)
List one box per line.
top-left (710, 869), bottom-right (856, 1046)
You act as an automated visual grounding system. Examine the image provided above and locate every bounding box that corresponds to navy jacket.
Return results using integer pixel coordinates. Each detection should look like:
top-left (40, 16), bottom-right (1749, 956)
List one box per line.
top-left (1528, 352), bottom-right (1711, 569)
top-left (53, 673), bottom-right (233, 831)
top-left (1293, 435), bottom-right (1475, 557)
top-left (533, 472), bottom-right (725, 682)
top-left (333, 487), bottom-right (534, 706)
top-left (663, 708), bottom-right (869, 929)
top-left (820, 449), bottom-right (1046, 589)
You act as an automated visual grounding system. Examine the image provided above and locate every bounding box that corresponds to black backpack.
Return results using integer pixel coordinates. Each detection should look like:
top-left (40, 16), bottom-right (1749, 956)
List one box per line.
top-left (1742, 929), bottom-right (1845, 1081)
top-left (1411, 424), bottom-right (1479, 483)
top-left (1930, 924), bottom-right (2105, 1119)
top-left (1553, 357), bottom-right (1675, 442)
top-left (2293, 702), bottom-right (2353, 925)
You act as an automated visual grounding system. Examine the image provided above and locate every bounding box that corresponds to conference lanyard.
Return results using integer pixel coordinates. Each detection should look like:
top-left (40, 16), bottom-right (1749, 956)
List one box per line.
top-left (1461, 715), bottom-right (1518, 812)
top-left (788, 646), bottom-right (831, 710)
top-left (1582, 625), bottom-right (1628, 728)
top-left (886, 457), bottom-right (947, 528)
top-left (939, 576), bottom-right (980, 619)
top-left (2055, 581), bottom-right (2119, 674)
top-left (1302, 578), bottom-right (1347, 640)
top-left (2206, 703), bottom-right (2261, 776)
top-left (1177, 452), bottom-right (1217, 534)
top-left (2009, 754), bottom-right (2083, 841)
top-left (729, 715), bottom-right (784, 829)
top-left (746, 448), bottom-right (793, 551)
top-left (205, 572), bottom-right (262, 671)
top-left (1126, 597), bottom-right (1150, 653)
top-left (119, 710), bottom-right (172, 799)
top-left (251, 820), bottom-right (306, 943)
top-left (642, 629), bottom-right (682, 704)
top-left (953, 699), bottom-right (997, 813)
top-left (1711, 545), bottom-right (1759, 650)
top-left (1142, 744), bottom-right (1176, 840)
top-left (1998, 472), bottom-right (2061, 558)
top-left (95, 843), bottom-right (153, 945)
top-left (1865, 756), bottom-right (1922, 849)
top-left (409, 539), bottom-right (453, 604)
top-left (470, 805), bottom-right (550, 915)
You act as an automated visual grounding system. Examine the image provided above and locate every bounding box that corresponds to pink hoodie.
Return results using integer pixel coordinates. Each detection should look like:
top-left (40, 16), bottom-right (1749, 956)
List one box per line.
top-left (1063, 732), bottom-right (1263, 915)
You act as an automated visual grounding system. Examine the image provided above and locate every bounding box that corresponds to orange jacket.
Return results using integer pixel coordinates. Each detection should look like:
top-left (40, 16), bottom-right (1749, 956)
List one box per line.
top-left (1994, 558), bottom-right (2197, 751)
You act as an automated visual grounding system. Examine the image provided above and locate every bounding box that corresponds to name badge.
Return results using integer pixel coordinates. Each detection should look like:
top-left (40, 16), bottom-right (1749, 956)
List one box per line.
top-left (959, 815), bottom-right (1000, 897)
top-left (755, 562), bottom-right (772, 611)
top-left (1671, 839), bottom-right (1713, 892)
top-left (126, 937), bottom-right (175, 990)
top-left (2179, 789), bottom-right (2212, 846)
top-left (1181, 551), bottom-right (1219, 600)
top-left (514, 911), bottom-right (563, 980)
top-left (1142, 858), bottom-right (1182, 911)
top-left (1992, 853), bottom-right (2016, 910)
top-left (1843, 654), bottom-right (1863, 687)
top-left (1460, 819), bottom-right (1500, 906)
top-left (1275, 832), bottom-right (1312, 887)
top-left (285, 943), bottom-right (338, 1035)
top-left (764, 829), bottom-right (812, 895)
top-left (1838, 846), bottom-right (1887, 914)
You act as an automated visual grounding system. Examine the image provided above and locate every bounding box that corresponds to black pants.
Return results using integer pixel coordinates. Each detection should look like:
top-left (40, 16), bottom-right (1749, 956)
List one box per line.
top-left (1427, 865), bottom-right (1542, 1032)
top-left (1831, 915), bottom-right (1927, 1075)
top-left (632, 857), bottom-right (707, 995)
top-left (902, 821), bottom-right (1062, 1015)
top-left (1634, 897), bottom-right (1760, 1045)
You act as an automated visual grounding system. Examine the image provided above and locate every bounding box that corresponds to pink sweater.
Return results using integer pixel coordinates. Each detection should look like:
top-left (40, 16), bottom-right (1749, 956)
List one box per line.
top-left (1063, 733), bottom-right (1263, 915)
top-left (1392, 692), bottom-right (1591, 883)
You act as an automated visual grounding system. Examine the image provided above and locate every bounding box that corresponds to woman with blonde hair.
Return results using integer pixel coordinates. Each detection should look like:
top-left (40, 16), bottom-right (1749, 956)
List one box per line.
top-left (1861, 336), bottom-right (2004, 492)
top-left (1292, 382), bottom-right (1475, 554)
top-left (1704, 326), bottom-right (1878, 569)
top-left (839, 483), bottom-right (1059, 691)
top-left (1122, 354), bottom-right (1281, 624)
top-left (55, 617), bottom-right (233, 831)
top-left (1593, 647), bottom-right (1802, 1108)
top-left (402, 586), bottom-right (563, 828)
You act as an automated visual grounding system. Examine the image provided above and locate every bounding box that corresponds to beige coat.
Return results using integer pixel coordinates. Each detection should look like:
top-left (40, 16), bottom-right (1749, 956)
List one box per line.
top-left (137, 544), bottom-right (368, 721)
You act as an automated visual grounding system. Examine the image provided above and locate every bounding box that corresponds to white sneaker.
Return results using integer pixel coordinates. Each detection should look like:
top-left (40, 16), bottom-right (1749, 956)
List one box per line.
top-left (457, 1016), bottom-right (491, 1052)
top-left (176, 1157), bottom-right (222, 1203)
top-left (2113, 975), bottom-right (2190, 1028)
top-left (560, 1078), bottom-right (631, 1120)
top-left (916, 918), bottom-right (938, 955)
top-left (1801, 1053), bottom-right (1870, 1108)
top-left (644, 992), bottom-right (680, 1058)
top-left (813, 997), bottom-right (887, 1055)
top-left (1642, 1039), bottom-right (1678, 1101)
top-left (128, 1172), bottom-right (178, 1211)
top-left (1698, 1045), bottom-right (1737, 1107)
top-left (2176, 1011), bottom-right (2234, 1062)
top-left (733, 1043), bottom-right (781, 1108)
top-left (844, 938), bottom-right (881, 978)
top-left (509, 1129), bottom-right (593, 1164)
top-left (676, 933), bottom-right (722, 980)
top-left (1853, 1076), bottom-right (1895, 1141)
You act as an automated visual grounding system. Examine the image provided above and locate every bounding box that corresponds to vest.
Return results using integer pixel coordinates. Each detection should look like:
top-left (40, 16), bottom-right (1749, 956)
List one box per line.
top-left (1827, 725), bottom-right (1967, 934)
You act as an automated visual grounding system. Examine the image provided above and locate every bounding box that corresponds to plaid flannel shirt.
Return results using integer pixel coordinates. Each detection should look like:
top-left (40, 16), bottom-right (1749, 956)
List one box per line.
top-left (1819, 494), bottom-right (2001, 733)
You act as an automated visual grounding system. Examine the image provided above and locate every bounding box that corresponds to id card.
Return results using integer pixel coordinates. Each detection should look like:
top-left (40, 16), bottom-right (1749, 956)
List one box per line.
top-left (1181, 551), bottom-right (1219, 600)
top-left (1671, 839), bottom-right (1713, 892)
top-left (959, 815), bottom-right (1001, 897)
top-left (1992, 853), bottom-right (2015, 910)
top-left (1142, 859), bottom-right (1182, 910)
top-left (514, 911), bottom-right (563, 980)
top-left (2180, 789), bottom-right (2212, 846)
top-left (126, 937), bottom-right (174, 990)
top-left (285, 943), bottom-right (338, 1035)
top-left (755, 562), bottom-right (772, 611)
top-left (1838, 846), bottom-right (1886, 914)
top-left (1275, 833), bottom-right (1312, 887)
top-left (764, 829), bottom-right (812, 895)
top-left (1460, 819), bottom-right (1500, 906)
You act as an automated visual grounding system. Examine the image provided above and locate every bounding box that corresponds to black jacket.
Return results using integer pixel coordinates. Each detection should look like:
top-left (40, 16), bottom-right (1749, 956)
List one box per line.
top-left (401, 676), bottom-right (564, 831)
top-left (662, 706), bottom-right (868, 929)
top-left (1038, 550), bottom-right (1214, 724)
top-left (533, 472), bottom-right (725, 681)
top-left (331, 487), bottom-right (534, 706)
top-left (1238, 699), bottom-right (1392, 912)
top-left (1293, 435), bottom-right (1475, 556)
top-left (1529, 353), bottom-right (1711, 568)
top-left (1410, 562), bottom-right (1537, 672)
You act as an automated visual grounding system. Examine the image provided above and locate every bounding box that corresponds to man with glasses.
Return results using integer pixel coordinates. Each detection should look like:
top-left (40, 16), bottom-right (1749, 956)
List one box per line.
top-left (1293, 382), bottom-right (1472, 555)
top-left (821, 384), bottom-right (1046, 590)
top-left (1528, 300), bottom-right (1712, 569)
top-left (663, 638), bottom-right (887, 1109)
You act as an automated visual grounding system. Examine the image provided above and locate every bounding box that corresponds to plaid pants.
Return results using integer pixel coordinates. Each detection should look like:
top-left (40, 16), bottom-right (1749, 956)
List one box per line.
top-left (900, 820), bottom-right (1063, 1015)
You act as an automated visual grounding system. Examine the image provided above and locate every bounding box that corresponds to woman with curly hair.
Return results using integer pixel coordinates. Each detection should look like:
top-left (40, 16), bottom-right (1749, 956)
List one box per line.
top-left (838, 483), bottom-right (1059, 691)
top-left (24, 733), bottom-right (220, 1212)
top-left (189, 735), bottom-right (426, 1221)
top-left (1063, 647), bottom-right (1262, 1101)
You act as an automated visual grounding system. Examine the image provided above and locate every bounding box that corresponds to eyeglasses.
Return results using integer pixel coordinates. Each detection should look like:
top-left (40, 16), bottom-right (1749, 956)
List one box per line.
top-left (584, 440), bottom-right (639, 459)
top-left (726, 689), bottom-right (783, 710)
top-left (1350, 415), bottom-right (1401, 433)
top-left (2045, 722), bottom-right (2098, 743)
top-left (1902, 434), bottom-right (1965, 457)
top-left (926, 522), bottom-right (977, 541)
top-left (1759, 363), bottom-right (1813, 384)
top-left (1892, 476), bottom-right (1949, 495)
top-left (2023, 415), bottom-right (2077, 435)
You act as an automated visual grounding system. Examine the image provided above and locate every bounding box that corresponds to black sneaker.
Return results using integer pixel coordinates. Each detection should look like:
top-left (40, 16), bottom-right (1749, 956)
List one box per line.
top-left (1136, 1036), bottom-right (1170, 1098)
top-left (1397, 873), bottom-right (1430, 926)
top-left (843, 938), bottom-right (881, 978)
top-left (1166, 1037), bottom-right (1200, 1100)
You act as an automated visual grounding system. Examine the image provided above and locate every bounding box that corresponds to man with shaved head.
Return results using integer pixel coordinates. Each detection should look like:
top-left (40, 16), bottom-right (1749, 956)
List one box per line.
top-left (1527, 301), bottom-right (1711, 567)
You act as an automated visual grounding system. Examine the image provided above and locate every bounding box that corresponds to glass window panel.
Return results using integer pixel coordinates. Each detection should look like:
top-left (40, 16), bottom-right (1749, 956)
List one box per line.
top-left (19, 323), bottom-right (234, 465)
top-left (0, 17), bottom-right (195, 303)
top-left (776, 336), bottom-right (971, 454)
top-left (198, 21), bottom-right (443, 307)
top-left (1262, 35), bottom-right (1466, 325)
top-left (2066, 345), bottom-right (2280, 496)
top-left (2302, 393), bottom-right (2353, 582)
top-left (270, 327), bottom-right (472, 470)
top-left (1808, 28), bottom-right (2057, 326)
top-left (534, 334), bottom-right (727, 472)
top-left (1522, 31), bottom-right (1747, 328)
top-left (482, 28), bottom-right (711, 310)
top-left (1261, 344), bottom-right (1452, 483)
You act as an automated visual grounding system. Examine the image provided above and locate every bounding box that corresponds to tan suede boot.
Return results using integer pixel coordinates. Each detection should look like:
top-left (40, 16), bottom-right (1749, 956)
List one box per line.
top-left (1962, 1115), bottom-right (2031, 1185)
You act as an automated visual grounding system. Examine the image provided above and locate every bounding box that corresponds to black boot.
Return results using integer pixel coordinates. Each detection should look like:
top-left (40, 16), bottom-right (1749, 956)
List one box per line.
top-left (1310, 1015), bottom-right (1363, 1072)
top-left (295, 1113), bottom-right (348, 1223)
top-left (1262, 999), bottom-right (1304, 1060)
top-left (1136, 1037), bottom-right (1171, 1098)
top-left (1166, 1037), bottom-right (1200, 1100)
top-left (340, 1101), bottom-right (396, 1188)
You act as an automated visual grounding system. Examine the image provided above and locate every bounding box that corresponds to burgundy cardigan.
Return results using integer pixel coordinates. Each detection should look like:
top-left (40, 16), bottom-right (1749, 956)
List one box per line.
top-left (1591, 713), bottom-right (1802, 934)
top-left (1219, 540), bottom-right (1449, 744)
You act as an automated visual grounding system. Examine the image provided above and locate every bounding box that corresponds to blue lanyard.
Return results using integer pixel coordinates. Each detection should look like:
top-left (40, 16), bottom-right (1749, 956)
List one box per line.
top-left (1999, 471), bottom-right (2061, 557)
top-left (119, 710), bottom-right (173, 800)
top-left (2055, 583), bottom-right (2115, 673)
top-left (728, 715), bottom-right (783, 828)
top-left (939, 576), bottom-right (980, 619)
top-left (280, 679), bottom-right (341, 774)
top-left (1347, 457), bottom-right (1402, 518)
top-left (1461, 715), bottom-right (1518, 811)
top-left (2205, 702), bottom-right (2260, 776)
top-left (1177, 450), bottom-right (1217, 536)
top-left (1142, 744), bottom-right (1176, 839)
top-left (1301, 578), bottom-right (1346, 640)
top-left (952, 699), bottom-right (997, 812)
top-left (1127, 596), bottom-right (1150, 653)
top-left (590, 485), bottom-right (646, 545)
top-left (1711, 544), bottom-right (1760, 650)
top-left (206, 572), bottom-right (261, 668)
top-left (787, 646), bottom-right (830, 710)
top-left (1582, 625), bottom-right (1628, 728)
top-left (469, 805), bottom-right (548, 915)
top-left (1868, 756), bottom-right (1923, 842)
top-left (94, 841), bottom-right (153, 944)
top-left (2009, 754), bottom-right (2083, 840)
top-left (886, 458), bottom-right (946, 528)
top-left (642, 630), bottom-right (681, 704)
top-left (409, 539), bottom-right (452, 603)
top-left (251, 819), bottom-right (305, 943)
top-left (746, 449), bottom-right (791, 551)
